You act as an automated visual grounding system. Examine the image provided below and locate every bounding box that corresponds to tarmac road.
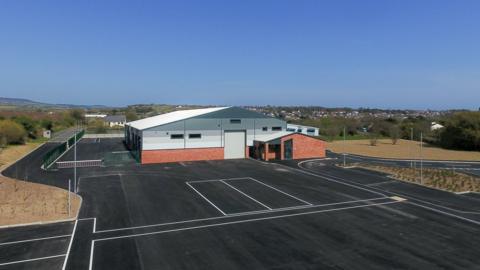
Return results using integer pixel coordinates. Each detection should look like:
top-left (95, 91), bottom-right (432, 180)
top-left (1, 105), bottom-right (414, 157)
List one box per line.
top-left (0, 139), bottom-right (479, 270)
top-left (327, 150), bottom-right (480, 176)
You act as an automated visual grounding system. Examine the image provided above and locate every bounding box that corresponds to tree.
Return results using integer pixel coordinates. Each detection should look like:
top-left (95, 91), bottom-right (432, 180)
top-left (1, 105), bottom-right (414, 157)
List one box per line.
top-left (125, 110), bottom-right (138, 122)
top-left (0, 120), bottom-right (27, 144)
top-left (369, 132), bottom-right (378, 146)
top-left (40, 119), bottom-right (53, 130)
top-left (438, 112), bottom-right (480, 151)
top-left (89, 119), bottom-right (107, 134)
top-left (325, 126), bottom-right (340, 141)
top-left (12, 115), bottom-right (38, 139)
top-left (389, 125), bottom-right (400, 145)
top-left (70, 109), bottom-right (84, 121)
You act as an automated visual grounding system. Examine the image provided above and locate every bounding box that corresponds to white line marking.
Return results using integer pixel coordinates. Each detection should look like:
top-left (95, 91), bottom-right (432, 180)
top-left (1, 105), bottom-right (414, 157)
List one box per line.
top-left (89, 240), bottom-right (95, 270)
top-left (94, 201), bottom-right (401, 242)
top-left (220, 180), bottom-right (272, 210)
top-left (407, 202), bottom-right (480, 225)
top-left (0, 254), bottom-right (66, 266)
top-left (366, 180), bottom-right (396, 187)
top-left (94, 197), bottom-right (387, 234)
top-left (61, 219), bottom-right (78, 270)
top-left (298, 160), bottom-right (480, 216)
top-left (187, 177), bottom-right (250, 184)
top-left (78, 217), bottom-right (97, 233)
top-left (237, 177), bottom-right (313, 206)
top-left (186, 182), bottom-right (226, 215)
top-left (0, 234), bottom-right (71, 246)
top-left (296, 160), bottom-right (389, 197)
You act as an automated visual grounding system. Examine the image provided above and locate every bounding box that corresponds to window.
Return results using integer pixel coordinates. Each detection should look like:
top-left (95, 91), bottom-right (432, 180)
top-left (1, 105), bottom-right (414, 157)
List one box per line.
top-left (170, 134), bottom-right (184, 139)
top-left (262, 127), bottom-right (268, 131)
top-left (286, 128), bottom-right (296, 132)
top-left (297, 129), bottom-right (303, 133)
top-left (307, 128), bottom-right (315, 133)
top-left (272, 126), bottom-right (282, 131)
top-left (188, 133), bottom-right (201, 139)
top-left (230, 119), bottom-right (241, 124)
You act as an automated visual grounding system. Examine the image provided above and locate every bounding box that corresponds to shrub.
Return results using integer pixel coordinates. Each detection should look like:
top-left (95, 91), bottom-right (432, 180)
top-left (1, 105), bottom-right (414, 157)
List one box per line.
top-left (438, 112), bottom-right (480, 151)
top-left (0, 120), bottom-right (27, 144)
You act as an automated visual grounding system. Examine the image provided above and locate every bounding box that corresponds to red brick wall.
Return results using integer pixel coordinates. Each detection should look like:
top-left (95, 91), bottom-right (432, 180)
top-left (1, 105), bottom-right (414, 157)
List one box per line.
top-left (281, 134), bottom-right (325, 160)
top-left (265, 143), bottom-right (281, 161)
top-left (141, 147), bottom-right (224, 164)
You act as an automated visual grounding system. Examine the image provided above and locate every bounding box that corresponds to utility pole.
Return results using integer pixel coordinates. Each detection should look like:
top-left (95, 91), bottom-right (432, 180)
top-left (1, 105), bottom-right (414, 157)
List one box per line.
top-left (74, 121), bottom-right (77, 193)
top-left (410, 127), bottom-right (414, 168)
top-left (420, 132), bottom-right (423, 185)
top-left (343, 126), bottom-right (346, 167)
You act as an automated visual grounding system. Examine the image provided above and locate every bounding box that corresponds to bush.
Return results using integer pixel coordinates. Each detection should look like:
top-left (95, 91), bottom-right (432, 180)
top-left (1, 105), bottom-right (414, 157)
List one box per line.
top-left (0, 120), bottom-right (27, 144)
top-left (389, 125), bottom-right (400, 145)
top-left (369, 132), bottom-right (378, 146)
top-left (438, 112), bottom-right (480, 151)
top-left (12, 115), bottom-right (38, 139)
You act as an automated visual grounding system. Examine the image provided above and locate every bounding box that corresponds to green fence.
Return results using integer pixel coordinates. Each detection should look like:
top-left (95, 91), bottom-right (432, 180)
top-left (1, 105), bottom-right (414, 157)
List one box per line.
top-left (42, 129), bottom-right (85, 169)
top-left (67, 130), bottom-right (85, 148)
top-left (42, 142), bottom-right (68, 169)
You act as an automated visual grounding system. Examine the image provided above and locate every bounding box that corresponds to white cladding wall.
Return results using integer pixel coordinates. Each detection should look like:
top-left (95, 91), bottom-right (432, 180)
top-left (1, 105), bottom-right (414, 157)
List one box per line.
top-left (286, 124), bottom-right (319, 136)
top-left (141, 117), bottom-right (285, 150)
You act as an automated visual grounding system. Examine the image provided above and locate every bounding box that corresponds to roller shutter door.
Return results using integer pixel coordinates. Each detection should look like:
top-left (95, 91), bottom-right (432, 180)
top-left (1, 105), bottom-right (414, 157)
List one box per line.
top-left (224, 131), bottom-right (245, 159)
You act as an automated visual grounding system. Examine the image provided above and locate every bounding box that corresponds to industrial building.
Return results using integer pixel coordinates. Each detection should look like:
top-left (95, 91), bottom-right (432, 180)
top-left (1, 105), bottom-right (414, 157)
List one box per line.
top-left (125, 107), bottom-right (325, 164)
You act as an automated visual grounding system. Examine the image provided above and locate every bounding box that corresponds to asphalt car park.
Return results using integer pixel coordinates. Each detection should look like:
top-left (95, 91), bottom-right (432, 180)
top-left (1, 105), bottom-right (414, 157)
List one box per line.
top-left (1, 138), bottom-right (480, 270)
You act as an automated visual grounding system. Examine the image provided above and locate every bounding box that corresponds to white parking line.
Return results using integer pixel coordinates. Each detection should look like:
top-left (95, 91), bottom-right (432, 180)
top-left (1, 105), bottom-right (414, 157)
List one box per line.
top-left (186, 182), bottom-right (226, 215)
top-left (89, 241), bottom-right (95, 270)
top-left (234, 177), bottom-right (313, 206)
top-left (94, 197), bottom-right (387, 234)
top-left (94, 200), bottom-right (401, 243)
top-left (0, 234), bottom-right (71, 246)
top-left (61, 219), bottom-right (78, 270)
top-left (220, 180), bottom-right (272, 210)
top-left (78, 217), bottom-right (97, 233)
top-left (0, 254), bottom-right (66, 266)
top-left (187, 177), bottom-right (250, 184)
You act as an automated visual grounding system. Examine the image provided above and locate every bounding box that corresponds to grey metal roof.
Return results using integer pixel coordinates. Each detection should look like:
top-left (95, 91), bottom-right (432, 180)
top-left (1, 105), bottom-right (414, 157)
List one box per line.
top-left (104, 115), bottom-right (126, 122)
top-left (126, 106), bottom-right (274, 130)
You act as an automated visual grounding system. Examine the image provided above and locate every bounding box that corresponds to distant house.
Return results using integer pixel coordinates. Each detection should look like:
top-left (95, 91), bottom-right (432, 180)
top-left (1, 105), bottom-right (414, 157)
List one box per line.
top-left (85, 114), bottom-right (107, 119)
top-left (104, 115), bottom-right (127, 127)
top-left (431, 122), bottom-right (444, 131)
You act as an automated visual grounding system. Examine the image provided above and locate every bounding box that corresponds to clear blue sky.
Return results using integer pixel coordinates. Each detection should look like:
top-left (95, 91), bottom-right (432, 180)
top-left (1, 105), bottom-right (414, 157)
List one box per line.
top-left (1, 0), bottom-right (479, 110)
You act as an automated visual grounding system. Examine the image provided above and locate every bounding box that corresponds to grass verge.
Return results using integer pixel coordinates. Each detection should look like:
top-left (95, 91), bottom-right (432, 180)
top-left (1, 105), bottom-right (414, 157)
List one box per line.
top-left (0, 142), bottom-right (81, 227)
top-left (327, 139), bottom-right (480, 161)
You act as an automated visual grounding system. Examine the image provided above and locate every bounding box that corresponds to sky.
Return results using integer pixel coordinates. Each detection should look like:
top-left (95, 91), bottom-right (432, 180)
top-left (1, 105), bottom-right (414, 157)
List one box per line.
top-left (1, 0), bottom-right (479, 110)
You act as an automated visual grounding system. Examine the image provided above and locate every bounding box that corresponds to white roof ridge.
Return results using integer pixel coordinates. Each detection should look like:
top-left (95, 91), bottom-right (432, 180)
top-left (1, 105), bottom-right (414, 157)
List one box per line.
top-left (254, 131), bottom-right (295, 143)
top-left (127, 106), bottom-right (230, 130)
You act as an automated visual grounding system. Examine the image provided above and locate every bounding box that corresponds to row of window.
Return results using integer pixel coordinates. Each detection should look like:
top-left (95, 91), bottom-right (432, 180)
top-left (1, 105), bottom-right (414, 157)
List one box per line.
top-left (287, 128), bottom-right (316, 133)
top-left (171, 134), bottom-right (201, 139)
top-left (169, 126), bottom-right (283, 140)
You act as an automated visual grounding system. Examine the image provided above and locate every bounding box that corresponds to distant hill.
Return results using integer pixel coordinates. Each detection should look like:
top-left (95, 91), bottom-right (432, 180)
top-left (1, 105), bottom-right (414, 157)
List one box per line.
top-left (0, 97), bottom-right (109, 109)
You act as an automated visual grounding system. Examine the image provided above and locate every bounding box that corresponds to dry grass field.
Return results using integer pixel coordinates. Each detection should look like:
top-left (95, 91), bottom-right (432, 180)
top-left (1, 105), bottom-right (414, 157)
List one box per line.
top-left (0, 143), bottom-right (81, 227)
top-left (354, 163), bottom-right (480, 192)
top-left (327, 139), bottom-right (480, 161)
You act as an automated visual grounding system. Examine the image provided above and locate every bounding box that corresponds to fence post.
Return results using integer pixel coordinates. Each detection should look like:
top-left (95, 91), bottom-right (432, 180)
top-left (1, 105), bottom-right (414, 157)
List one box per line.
top-left (68, 179), bottom-right (71, 217)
